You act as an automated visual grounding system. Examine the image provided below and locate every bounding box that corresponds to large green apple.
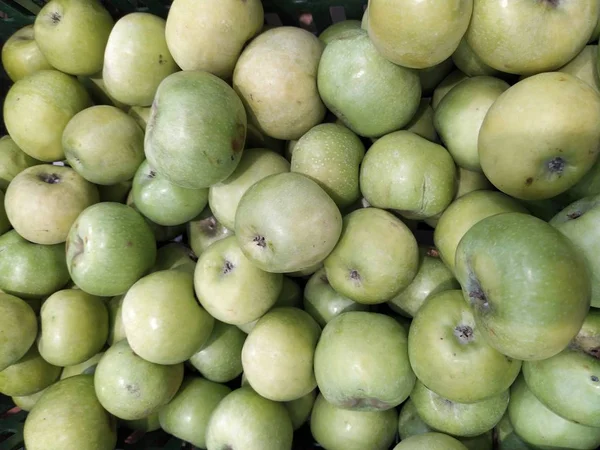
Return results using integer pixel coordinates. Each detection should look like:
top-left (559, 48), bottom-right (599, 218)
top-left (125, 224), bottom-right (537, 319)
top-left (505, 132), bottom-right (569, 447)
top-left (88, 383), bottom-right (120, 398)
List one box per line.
top-left (209, 147), bottom-right (290, 230)
top-left (34, 0), bottom-right (114, 76)
top-left (319, 20), bottom-right (362, 44)
top-left (145, 70), bottom-right (247, 189)
top-left (0, 135), bottom-right (42, 191)
top-left (323, 207), bottom-right (419, 304)
top-left (24, 375), bottom-right (116, 450)
top-left (431, 70), bottom-right (469, 109)
top-left (0, 293), bottom-right (37, 372)
top-left (3, 70), bottom-right (91, 162)
top-left (187, 206), bottom-right (234, 257)
top-left (455, 212), bottom-right (591, 360)
top-left (311, 393), bottom-right (398, 450)
top-left (557, 45), bottom-right (600, 93)
top-left (509, 374), bottom-right (600, 449)
top-left (0, 230), bottom-right (70, 299)
top-left (1, 25), bottom-right (53, 82)
top-left (451, 38), bottom-right (502, 77)
top-left (5, 164), bottom-right (99, 244)
top-left (368, 0), bottom-right (473, 69)
top-left (60, 351), bottom-right (104, 380)
top-left (38, 289), bottom-right (108, 367)
top-left (94, 339), bottom-right (183, 420)
top-left (466, 0), bottom-right (598, 75)
top-left (235, 172), bottom-right (342, 273)
top-left (360, 131), bottom-right (457, 220)
top-left (122, 270), bottom-right (214, 365)
top-left (394, 433), bottom-right (468, 450)
top-left (479, 72), bottom-right (600, 200)
top-left (103, 13), bottom-right (178, 107)
top-left (205, 386), bottom-right (293, 450)
top-left (0, 345), bottom-right (61, 396)
top-left (317, 28), bottom-right (421, 138)
top-left (314, 311), bottom-right (415, 411)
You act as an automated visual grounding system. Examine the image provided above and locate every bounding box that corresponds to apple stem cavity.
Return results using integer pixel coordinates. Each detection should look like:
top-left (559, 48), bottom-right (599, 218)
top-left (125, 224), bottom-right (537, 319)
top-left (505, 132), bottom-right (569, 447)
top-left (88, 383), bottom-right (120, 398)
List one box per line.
top-left (222, 260), bottom-right (234, 274)
top-left (547, 157), bottom-right (566, 174)
top-left (49, 11), bottom-right (61, 24)
top-left (349, 269), bottom-right (361, 283)
top-left (454, 325), bottom-right (474, 344)
top-left (38, 173), bottom-right (61, 184)
top-left (567, 211), bottom-right (583, 220)
top-left (148, 170), bottom-right (157, 179)
top-left (253, 235), bottom-right (266, 248)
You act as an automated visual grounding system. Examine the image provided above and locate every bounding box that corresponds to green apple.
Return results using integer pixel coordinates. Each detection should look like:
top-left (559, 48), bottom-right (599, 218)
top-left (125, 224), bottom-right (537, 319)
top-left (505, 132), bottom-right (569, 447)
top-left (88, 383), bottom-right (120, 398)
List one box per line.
top-left (0, 135), bottom-right (42, 191)
top-left (360, 131), bottom-right (457, 220)
top-left (60, 351), bottom-right (104, 379)
top-left (233, 27), bottom-right (325, 140)
top-left (317, 28), bottom-right (421, 138)
top-left (0, 192), bottom-right (9, 235)
top-left (165, 0), bottom-right (263, 79)
top-left (455, 212), bottom-right (591, 360)
top-left (103, 12), bottom-right (178, 107)
top-left (388, 247), bottom-right (459, 317)
top-left (77, 74), bottom-right (129, 112)
top-left (434, 76), bottom-right (510, 172)
top-left (23, 375), bottom-right (116, 450)
top-left (0, 293), bottom-right (37, 372)
top-left (4, 69), bottom-right (91, 162)
top-left (291, 123), bottom-right (365, 209)
top-left (368, 0), bottom-right (473, 69)
top-left (0, 345), bottom-right (61, 396)
top-left (34, 0), bottom-right (114, 76)
top-left (121, 412), bottom-right (160, 433)
top-left (509, 374), bottom-right (600, 449)
top-left (455, 168), bottom-right (493, 199)
top-left (125, 190), bottom-right (184, 243)
top-left (122, 270), bottom-right (214, 365)
top-left (94, 339), bottom-right (183, 420)
top-left (209, 147), bottom-right (290, 230)
top-left (0, 230), bottom-right (70, 299)
top-left (63, 105), bottom-right (145, 185)
top-left (150, 242), bottom-right (196, 274)
top-left (418, 58), bottom-right (455, 96)
top-left (235, 172), bottom-right (342, 273)
top-left (284, 389), bottom-right (316, 431)
top-left (432, 70), bottom-right (468, 109)
top-left (145, 71), bottom-right (247, 189)
top-left (128, 106), bottom-right (151, 131)
top-left (244, 123), bottom-right (285, 154)
top-left (319, 20), bottom-right (362, 44)
top-left (466, 0), bottom-right (598, 75)
top-left (323, 207), bottom-right (419, 304)
top-left (5, 164), bottom-right (99, 244)
top-left (314, 311), bottom-right (415, 411)
top-left (558, 45), bottom-right (600, 93)
top-left (97, 179), bottom-right (132, 203)
top-left (434, 190), bottom-right (530, 274)
top-left (159, 376), bottom-right (231, 449)
top-left (495, 412), bottom-right (532, 450)
top-left (404, 98), bottom-right (439, 143)
top-left (12, 387), bottom-right (48, 412)
top-left (311, 393), bottom-right (398, 450)
top-left (187, 206), bottom-right (234, 257)
top-left (107, 294), bottom-right (125, 346)
top-left (479, 72), bottom-right (600, 200)
top-left (451, 38), bottom-right (502, 77)
top-left (205, 386), bottom-right (293, 450)
top-left (394, 433), bottom-right (468, 450)
top-left (65, 202), bottom-right (157, 297)
top-left (38, 289), bottom-right (108, 367)
top-left (591, 11), bottom-right (600, 43)
top-left (1, 25), bottom-right (53, 82)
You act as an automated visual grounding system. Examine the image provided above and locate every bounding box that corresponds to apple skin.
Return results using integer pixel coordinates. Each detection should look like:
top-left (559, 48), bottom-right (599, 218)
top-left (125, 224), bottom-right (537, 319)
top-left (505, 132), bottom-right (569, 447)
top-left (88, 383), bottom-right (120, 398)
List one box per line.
top-left (60, 351), bottom-right (104, 380)
top-left (314, 311), bottom-right (416, 412)
top-left (3, 69), bottom-right (91, 162)
top-left (34, 0), bottom-right (114, 76)
top-left (1, 25), bottom-right (53, 82)
top-left (452, 38), bottom-right (502, 77)
top-left (455, 212), bottom-right (591, 361)
top-left (403, 98), bottom-right (439, 143)
top-left (12, 387), bottom-right (48, 412)
top-left (466, 0), bottom-right (598, 75)
top-left (557, 45), bottom-right (600, 93)
top-left (310, 393), bottom-right (398, 450)
top-left (128, 106), bottom-right (151, 131)
top-left (0, 135), bottom-right (42, 191)
top-left (367, 0), bottom-right (473, 69)
top-left (107, 294), bottom-right (125, 346)
top-left (103, 12), bottom-right (178, 107)
top-left (150, 242), bottom-right (196, 274)
top-left (0, 230), bottom-right (70, 300)
top-left (418, 58), bottom-right (454, 97)
top-left (65, 202), bottom-right (157, 297)
top-left (125, 190), bottom-right (185, 243)
top-left (0, 194), bottom-right (11, 235)
top-left (187, 206), bottom-right (234, 257)
top-left (0, 345), bottom-right (61, 397)
top-left (0, 293), bottom-right (37, 372)
top-left (509, 374), bottom-right (600, 449)
top-left (23, 375), bottom-right (117, 450)
top-left (495, 412), bottom-right (532, 450)
top-left (319, 20), bottom-right (362, 44)
top-left (479, 72), bottom-right (600, 200)
top-left (5, 164), bottom-right (99, 244)
top-left (432, 70), bottom-right (468, 109)
top-left (394, 433), bottom-right (468, 450)
top-left (97, 180), bottom-right (132, 204)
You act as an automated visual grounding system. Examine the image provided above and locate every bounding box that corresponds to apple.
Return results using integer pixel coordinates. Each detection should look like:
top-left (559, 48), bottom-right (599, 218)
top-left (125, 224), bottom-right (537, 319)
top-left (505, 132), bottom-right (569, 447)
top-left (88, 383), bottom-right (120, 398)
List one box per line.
top-left (244, 123), bottom-right (285, 154)
top-left (434, 76), bottom-right (509, 172)
top-left (455, 168), bottom-right (493, 199)
top-left (323, 207), bottom-right (419, 304)
top-left (591, 10), bottom-right (600, 43)
top-left (360, 131), bottom-right (457, 220)
top-left (479, 72), bottom-right (600, 200)
top-left (314, 311), bottom-right (415, 411)
top-left (4, 164), bottom-right (99, 244)
top-left (495, 412), bottom-right (532, 450)
top-left (0, 135), bottom-right (42, 190)
top-left (0, 345), bottom-right (61, 396)
top-left (319, 20), bottom-right (362, 44)
top-left (97, 179), bottom-right (132, 203)
top-left (235, 172), bottom-right (342, 273)
top-left (34, 0), bottom-right (114, 76)
top-left (145, 71), bottom-right (247, 189)
top-left (23, 375), bottom-right (117, 450)
top-left (128, 106), bottom-right (151, 131)
top-left (106, 294), bottom-right (125, 346)
top-left (0, 230), bottom-right (70, 299)
top-left (310, 393), bottom-right (398, 450)
top-left (187, 206), bottom-right (234, 257)
top-left (125, 190), bottom-right (185, 243)
top-left (451, 38), bottom-right (502, 77)
top-left (455, 212), bottom-right (591, 360)
top-left (209, 147), bottom-right (290, 230)
top-left (317, 29), bottom-right (421, 138)
top-left (232, 27), bottom-right (326, 140)
top-left (0, 293), bottom-right (37, 372)
top-left (62, 105), bottom-right (145, 185)
top-left (466, 0), bottom-right (598, 75)
top-left (121, 412), bottom-right (160, 433)
top-left (65, 202), bottom-right (157, 297)
top-left (394, 433), bottom-right (468, 450)
top-left (60, 351), bottom-right (104, 380)
top-left (0, 192), bottom-right (10, 234)
top-left (3, 69), bottom-right (91, 162)
top-left (558, 45), bottom-right (600, 93)
top-left (418, 58), bottom-right (454, 96)
top-left (12, 387), bottom-right (48, 412)
top-left (509, 374), bottom-right (600, 449)
top-left (432, 70), bottom-right (468, 109)
top-left (77, 74), bottom-right (129, 111)
top-left (150, 242), bottom-right (196, 274)
top-left (404, 98), bottom-right (439, 143)
top-left (103, 12), bottom-right (178, 107)
top-left (1, 25), bottom-right (53, 82)
top-left (205, 386), bottom-right (294, 450)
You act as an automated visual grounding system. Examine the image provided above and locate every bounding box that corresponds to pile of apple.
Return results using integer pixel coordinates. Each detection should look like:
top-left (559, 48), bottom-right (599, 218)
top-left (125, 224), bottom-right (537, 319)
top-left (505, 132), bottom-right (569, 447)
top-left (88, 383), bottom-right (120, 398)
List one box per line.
top-left (2, 0), bottom-right (600, 449)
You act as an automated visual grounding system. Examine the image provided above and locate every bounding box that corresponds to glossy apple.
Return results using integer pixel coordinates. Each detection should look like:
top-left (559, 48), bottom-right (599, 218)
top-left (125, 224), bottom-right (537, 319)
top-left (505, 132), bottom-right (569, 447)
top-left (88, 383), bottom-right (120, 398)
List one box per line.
top-left (1, 25), bottom-right (53, 82)
top-left (394, 433), bottom-right (468, 450)
top-left (0, 345), bottom-right (61, 396)
top-left (187, 206), bottom-right (234, 257)
top-left (0, 293), bottom-right (37, 372)
top-left (0, 136), bottom-right (42, 191)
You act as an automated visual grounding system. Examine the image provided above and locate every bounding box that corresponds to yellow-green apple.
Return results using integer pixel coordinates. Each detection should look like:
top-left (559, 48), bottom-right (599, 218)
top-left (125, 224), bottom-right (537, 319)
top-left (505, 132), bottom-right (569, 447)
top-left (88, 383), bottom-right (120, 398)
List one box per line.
top-left (122, 412), bottom-right (160, 433)
top-left (0, 293), bottom-right (37, 372)
top-left (128, 106), bottom-right (151, 130)
top-left (12, 387), bottom-right (48, 412)
top-left (558, 45), bottom-right (599, 93)
top-left (0, 135), bottom-right (41, 191)
top-left (319, 20), bottom-right (362, 44)
top-left (187, 206), bottom-right (233, 257)
top-left (106, 294), bottom-right (125, 346)
top-left (454, 168), bottom-right (492, 199)
top-left (495, 413), bottom-right (532, 450)
top-left (97, 180), bottom-right (132, 203)
top-left (418, 58), bottom-right (454, 96)
top-left (451, 38), bottom-right (502, 77)
top-left (404, 98), bottom-right (439, 143)
top-left (60, 351), bottom-right (104, 379)
top-left (432, 70), bottom-right (468, 109)
top-left (1, 25), bottom-right (53, 82)
top-left (0, 193), bottom-right (9, 235)
top-left (125, 190), bottom-right (184, 243)
top-left (0, 345), bottom-right (61, 396)
top-left (394, 433), bottom-right (468, 450)
top-left (150, 242), bottom-right (196, 274)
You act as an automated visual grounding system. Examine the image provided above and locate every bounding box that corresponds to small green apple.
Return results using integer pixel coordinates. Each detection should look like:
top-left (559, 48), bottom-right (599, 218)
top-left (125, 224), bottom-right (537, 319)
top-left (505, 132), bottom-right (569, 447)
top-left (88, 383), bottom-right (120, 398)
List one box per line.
top-left (0, 345), bottom-right (61, 397)
top-left (418, 58), bottom-right (454, 96)
top-left (558, 45), bottom-right (600, 93)
top-left (454, 168), bottom-right (493, 199)
top-left (128, 106), bottom-right (151, 131)
top-left (1, 25), bottom-right (53, 82)
top-left (97, 179), bottom-right (132, 203)
top-left (12, 387), bottom-right (48, 412)
top-left (0, 192), bottom-right (10, 235)
top-left (125, 190), bottom-right (185, 243)
top-left (0, 135), bottom-right (42, 191)
top-left (150, 242), bottom-right (195, 274)
top-left (451, 38), bottom-right (502, 77)
top-left (121, 412), bottom-right (160, 433)
top-left (187, 206), bottom-right (234, 257)
top-left (107, 294), bottom-right (125, 346)
top-left (495, 412), bottom-right (532, 450)
top-left (432, 70), bottom-right (469, 109)
top-left (60, 351), bottom-right (104, 380)
top-left (394, 433), bottom-right (468, 450)
top-left (0, 293), bottom-right (37, 372)
top-left (319, 20), bottom-right (362, 44)
top-left (284, 389), bottom-right (316, 431)
top-left (404, 98), bottom-right (439, 143)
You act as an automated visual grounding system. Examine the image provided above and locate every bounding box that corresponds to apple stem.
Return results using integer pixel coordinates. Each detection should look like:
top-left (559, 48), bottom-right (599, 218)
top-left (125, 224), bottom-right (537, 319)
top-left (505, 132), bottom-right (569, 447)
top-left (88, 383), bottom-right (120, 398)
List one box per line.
top-left (50, 11), bottom-right (61, 24)
top-left (253, 235), bottom-right (266, 248)
top-left (349, 269), bottom-right (361, 282)
top-left (426, 247), bottom-right (440, 258)
top-left (547, 157), bottom-right (566, 174)
top-left (222, 260), bottom-right (234, 274)
top-left (37, 173), bottom-right (61, 184)
top-left (453, 325), bottom-right (474, 344)
top-left (567, 211), bottom-right (582, 220)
